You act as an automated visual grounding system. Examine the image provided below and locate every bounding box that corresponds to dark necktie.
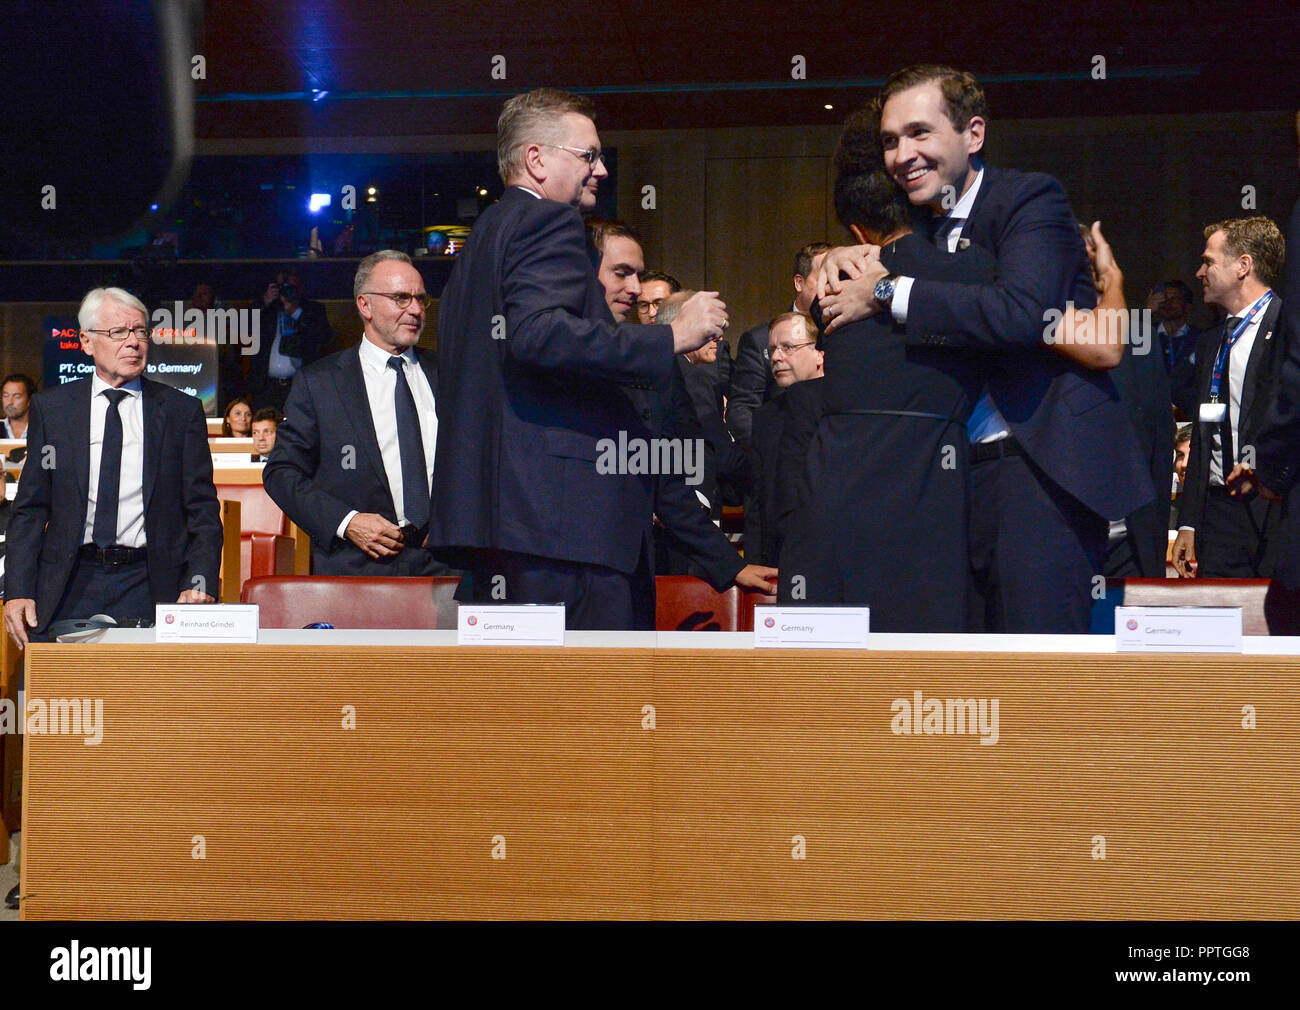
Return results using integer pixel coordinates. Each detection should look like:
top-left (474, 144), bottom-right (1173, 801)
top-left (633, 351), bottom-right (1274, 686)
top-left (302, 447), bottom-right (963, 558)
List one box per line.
top-left (930, 216), bottom-right (956, 250)
top-left (1218, 317), bottom-right (1241, 472)
top-left (93, 388), bottom-right (130, 547)
top-left (387, 356), bottom-right (429, 529)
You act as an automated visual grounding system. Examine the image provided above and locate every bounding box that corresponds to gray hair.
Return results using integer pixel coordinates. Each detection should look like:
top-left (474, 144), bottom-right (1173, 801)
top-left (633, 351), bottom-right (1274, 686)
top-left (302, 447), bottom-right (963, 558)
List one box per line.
top-left (353, 249), bottom-right (413, 300)
top-left (497, 88), bottom-right (597, 185)
top-left (77, 287), bottom-right (148, 332)
top-left (654, 290), bottom-right (695, 327)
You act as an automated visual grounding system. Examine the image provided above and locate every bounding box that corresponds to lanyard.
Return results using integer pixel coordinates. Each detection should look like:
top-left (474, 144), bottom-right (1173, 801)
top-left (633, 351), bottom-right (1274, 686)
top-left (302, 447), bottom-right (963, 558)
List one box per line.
top-left (1209, 291), bottom-right (1272, 401)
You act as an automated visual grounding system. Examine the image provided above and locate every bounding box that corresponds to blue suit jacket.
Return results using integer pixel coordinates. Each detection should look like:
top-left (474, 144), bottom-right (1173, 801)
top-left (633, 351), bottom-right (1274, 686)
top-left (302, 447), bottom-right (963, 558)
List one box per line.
top-left (7, 377), bottom-right (222, 630)
top-left (429, 186), bottom-right (678, 575)
top-left (904, 164), bottom-right (1153, 521)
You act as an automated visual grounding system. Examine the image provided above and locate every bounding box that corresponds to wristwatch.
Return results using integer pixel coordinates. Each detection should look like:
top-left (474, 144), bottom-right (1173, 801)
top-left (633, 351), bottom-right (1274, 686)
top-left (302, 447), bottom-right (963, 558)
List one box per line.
top-left (873, 274), bottom-right (899, 306)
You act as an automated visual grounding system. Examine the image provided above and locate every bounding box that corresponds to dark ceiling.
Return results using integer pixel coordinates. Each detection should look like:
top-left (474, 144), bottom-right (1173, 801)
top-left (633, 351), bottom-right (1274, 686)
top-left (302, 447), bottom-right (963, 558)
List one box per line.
top-left (195, 0), bottom-right (1300, 140)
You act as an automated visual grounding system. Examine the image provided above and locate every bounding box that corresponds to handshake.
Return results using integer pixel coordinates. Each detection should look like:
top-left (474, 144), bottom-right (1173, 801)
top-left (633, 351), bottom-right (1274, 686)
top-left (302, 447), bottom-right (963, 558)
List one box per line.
top-left (666, 291), bottom-right (729, 355)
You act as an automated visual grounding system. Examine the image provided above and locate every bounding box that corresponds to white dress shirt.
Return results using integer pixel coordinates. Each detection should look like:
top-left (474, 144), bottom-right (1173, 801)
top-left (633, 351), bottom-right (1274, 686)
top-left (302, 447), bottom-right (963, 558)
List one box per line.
top-left (2, 418), bottom-right (27, 440)
top-left (1178, 293), bottom-right (1271, 532)
top-left (83, 374), bottom-right (146, 547)
top-left (336, 337), bottom-right (438, 538)
top-left (889, 169), bottom-right (1013, 443)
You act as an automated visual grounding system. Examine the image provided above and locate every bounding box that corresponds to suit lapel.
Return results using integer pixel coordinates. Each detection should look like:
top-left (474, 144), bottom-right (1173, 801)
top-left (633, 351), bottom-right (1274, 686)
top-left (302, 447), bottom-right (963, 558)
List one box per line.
top-left (71, 380), bottom-right (93, 502)
top-left (1237, 297), bottom-right (1281, 438)
top-left (141, 379), bottom-right (165, 511)
top-left (332, 345), bottom-right (390, 498)
top-left (415, 346), bottom-right (438, 399)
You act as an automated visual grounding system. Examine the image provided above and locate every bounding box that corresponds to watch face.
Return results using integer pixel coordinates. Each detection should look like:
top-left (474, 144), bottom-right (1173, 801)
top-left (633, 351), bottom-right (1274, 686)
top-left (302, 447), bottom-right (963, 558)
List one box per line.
top-left (874, 278), bottom-right (894, 303)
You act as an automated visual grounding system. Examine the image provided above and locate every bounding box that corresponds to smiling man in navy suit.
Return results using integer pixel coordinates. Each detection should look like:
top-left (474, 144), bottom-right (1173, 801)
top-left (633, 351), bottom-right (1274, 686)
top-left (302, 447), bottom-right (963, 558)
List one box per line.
top-left (4, 287), bottom-right (222, 649)
top-left (817, 64), bottom-right (1152, 633)
top-left (429, 88), bottom-right (732, 629)
top-left (264, 250), bottom-right (448, 577)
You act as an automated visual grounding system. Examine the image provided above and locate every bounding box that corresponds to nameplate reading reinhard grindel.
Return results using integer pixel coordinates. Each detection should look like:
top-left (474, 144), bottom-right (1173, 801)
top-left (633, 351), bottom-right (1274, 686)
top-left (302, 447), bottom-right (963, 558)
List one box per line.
top-left (457, 605), bottom-right (566, 646)
top-left (155, 604), bottom-right (259, 643)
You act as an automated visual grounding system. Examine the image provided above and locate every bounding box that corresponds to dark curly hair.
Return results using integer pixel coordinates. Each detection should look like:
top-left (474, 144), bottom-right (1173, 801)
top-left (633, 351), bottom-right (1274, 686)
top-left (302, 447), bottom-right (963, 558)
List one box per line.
top-left (833, 105), bottom-right (913, 237)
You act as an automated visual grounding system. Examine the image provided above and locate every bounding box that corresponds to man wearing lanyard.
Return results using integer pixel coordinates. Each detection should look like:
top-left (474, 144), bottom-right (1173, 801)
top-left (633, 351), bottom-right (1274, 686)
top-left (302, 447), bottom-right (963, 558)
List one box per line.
top-left (1172, 217), bottom-right (1287, 578)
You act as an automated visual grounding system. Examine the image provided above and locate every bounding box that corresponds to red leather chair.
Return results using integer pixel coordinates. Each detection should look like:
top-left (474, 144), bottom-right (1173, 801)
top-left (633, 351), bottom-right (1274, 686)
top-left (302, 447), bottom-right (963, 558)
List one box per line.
top-left (655, 576), bottom-right (741, 631)
top-left (242, 576), bottom-right (445, 629)
top-left (737, 589), bottom-right (777, 633)
top-left (1117, 578), bottom-right (1300, 636)
top-left (216, 484), bottom-right (295, 590)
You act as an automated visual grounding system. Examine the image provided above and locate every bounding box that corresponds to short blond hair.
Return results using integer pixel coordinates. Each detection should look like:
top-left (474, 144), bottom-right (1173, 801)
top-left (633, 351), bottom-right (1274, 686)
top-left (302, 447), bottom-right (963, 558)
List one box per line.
top-left (497, 88), bottom-right (597, 184)
top-left (769, 311), bottom-right (817, 343)
top-left (1204, 216), bottom-right (1285, 288)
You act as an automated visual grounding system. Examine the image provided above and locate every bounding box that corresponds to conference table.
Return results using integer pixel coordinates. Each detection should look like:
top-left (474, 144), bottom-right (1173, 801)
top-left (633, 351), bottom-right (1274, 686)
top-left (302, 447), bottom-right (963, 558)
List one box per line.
top-left (16, 629), bottom-right (1300, 920)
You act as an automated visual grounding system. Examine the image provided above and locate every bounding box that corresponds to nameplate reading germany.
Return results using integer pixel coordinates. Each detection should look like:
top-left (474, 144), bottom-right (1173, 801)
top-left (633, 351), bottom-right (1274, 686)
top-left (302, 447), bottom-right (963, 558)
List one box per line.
top-left (1114, 606), bottom-right (1243, 653)
top-left (753, 607), bottom-right (870, 649)
top-left (458, 605), bottom-right (566, 646)
top-left (155, 604), bottom-right (259, 644)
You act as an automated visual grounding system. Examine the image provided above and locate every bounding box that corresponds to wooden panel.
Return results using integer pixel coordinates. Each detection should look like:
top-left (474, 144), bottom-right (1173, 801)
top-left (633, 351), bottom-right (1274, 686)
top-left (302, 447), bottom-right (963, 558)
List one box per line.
top-left (19, 644), bottom-right (1300, 920)
top-left (704, 156), bottom-right (829, 332)
top-left (218, 500), bottom-right (242, 603)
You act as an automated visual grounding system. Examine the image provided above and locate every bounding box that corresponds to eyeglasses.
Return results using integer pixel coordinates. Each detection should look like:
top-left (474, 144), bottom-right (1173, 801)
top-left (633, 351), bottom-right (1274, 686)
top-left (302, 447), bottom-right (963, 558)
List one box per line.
top-left (540, 143), bottom-right (605, 166)
top-left (363, 291), bottom-right (433, 311)
top-left (84, 326), bottom-right (151, 342)
top-left (766, 341), bottom-right (817, 358)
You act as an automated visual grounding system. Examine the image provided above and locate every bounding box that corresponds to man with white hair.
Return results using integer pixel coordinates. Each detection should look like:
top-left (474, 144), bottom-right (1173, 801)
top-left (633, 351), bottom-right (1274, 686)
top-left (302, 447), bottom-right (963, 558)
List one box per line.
top-left (4, 287), bottom-right (222, 659)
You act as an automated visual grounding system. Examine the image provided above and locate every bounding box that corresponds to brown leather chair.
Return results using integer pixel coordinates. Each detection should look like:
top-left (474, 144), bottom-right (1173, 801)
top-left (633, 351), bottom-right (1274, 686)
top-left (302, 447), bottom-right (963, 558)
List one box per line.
top-left (241, 576), bottom-right (443, 629)
top-left (1116, 578), bottom-right (1300, 636)
top-left (216, 484), bottom-right (295, 591)
top-left (655, 576), bottom-right (741, 631)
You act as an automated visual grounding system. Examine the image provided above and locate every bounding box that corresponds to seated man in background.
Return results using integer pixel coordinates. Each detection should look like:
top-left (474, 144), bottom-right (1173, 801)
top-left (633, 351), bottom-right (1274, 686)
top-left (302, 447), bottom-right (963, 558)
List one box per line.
top-left (745, 311), bottom-right (823, 569)
top-left (250, 407), bottom-right (281, 462)
top-left (2, 374), bottom-right (36, 440)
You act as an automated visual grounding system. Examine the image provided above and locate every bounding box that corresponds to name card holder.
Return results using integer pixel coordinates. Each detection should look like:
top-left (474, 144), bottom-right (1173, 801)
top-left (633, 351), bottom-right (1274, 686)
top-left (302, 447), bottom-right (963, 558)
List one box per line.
top-left (753, 607), bottom-right (870, 649)
top-left (1114, 606), bottom-right (1243, 653)
top-left (155, 604), bottom-right (259, 643)
top-left (458, 605), bottom-right (566, 646)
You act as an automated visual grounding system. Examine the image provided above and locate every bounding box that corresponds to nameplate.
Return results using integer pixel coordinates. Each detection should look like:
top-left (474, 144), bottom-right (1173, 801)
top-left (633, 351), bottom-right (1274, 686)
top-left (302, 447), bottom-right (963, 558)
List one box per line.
top-left (1115, 606), bottom-right (1242, 652)
top-left (458, 605), bottom-right (565, 646)
top-left (155, 604), bottom-right (259, 643)
top-left (753, 607), bottom-right (870, 649)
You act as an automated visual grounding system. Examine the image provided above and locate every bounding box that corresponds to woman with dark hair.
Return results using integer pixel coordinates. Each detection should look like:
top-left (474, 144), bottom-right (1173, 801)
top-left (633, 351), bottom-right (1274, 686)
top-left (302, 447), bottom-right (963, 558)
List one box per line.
top-left (220, 396), bottom-right (254, 438)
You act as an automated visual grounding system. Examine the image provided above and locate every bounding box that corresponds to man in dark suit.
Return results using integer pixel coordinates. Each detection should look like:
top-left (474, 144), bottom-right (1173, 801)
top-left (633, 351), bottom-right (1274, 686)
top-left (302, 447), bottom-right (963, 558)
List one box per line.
top-left (727, 242), bottom-right (829, 441)
top-left (817, 64), bottom-right (1152, 633)
top-left (1172, 216), bottom-right (1287, 579)
top-left (4, 286), bottom-right (221, 649)
top-left (429, 88), bottom-right (737, 629)
top-left (264, 251), bottom-right (447, 577)
top-left (1230, 196), bottom-right (1300, 589)
top-left (745, 312), bottom-right (824, 566)
top-left (247, 270), bottom-right (332, 412)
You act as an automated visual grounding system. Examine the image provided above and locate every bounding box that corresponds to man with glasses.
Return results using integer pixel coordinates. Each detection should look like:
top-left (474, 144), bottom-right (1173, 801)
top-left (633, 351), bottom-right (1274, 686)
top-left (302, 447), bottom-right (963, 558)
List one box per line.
top-left (743, 312), bottom-right (824, 566)
top-left (4, 287), bottom-right (222, 649)
top-left (264, 250), bottom-right (450, 576)
top-left (430, 88), bottom-right (729, 629)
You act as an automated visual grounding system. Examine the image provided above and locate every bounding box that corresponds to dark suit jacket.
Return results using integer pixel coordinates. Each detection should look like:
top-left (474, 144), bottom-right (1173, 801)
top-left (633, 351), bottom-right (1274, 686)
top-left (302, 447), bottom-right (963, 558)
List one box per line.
top-left (429, 186), bottom-right (677, 576)
top-left (6, 377), bottom-right (222, 631)
top-left (1108, 341), bottom-right (1176, 576)
top-left (727, 321), bottom-right (777, 441)
top-left (1242, 198), bottom-right (1300, 587)
top-left (744, 385), bottom-right (823, 567)
top-left (677, 353), bottom-right (748, 512)
top-left (903, 163), bottom-right (1152, 521)
top-left (1180, 295), bottom-right (1285, 535)
top-left (625, 367), bottom-right (745, 589)
top-left (246, 298), bottom-right (332, 401)
top-left (263, 343), bottom-right (443, 576)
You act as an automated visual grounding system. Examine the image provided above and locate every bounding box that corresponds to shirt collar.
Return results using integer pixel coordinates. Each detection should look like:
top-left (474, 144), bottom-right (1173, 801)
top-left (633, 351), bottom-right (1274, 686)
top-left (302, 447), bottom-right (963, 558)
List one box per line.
top-left (91, 374), bottom-right (142, 397)
top-left (359, 335), bottom-right (415, 371)
top-left (513, 184), bottom-right (543, 199)
top-left (945, 166), bottom-right (984, 222)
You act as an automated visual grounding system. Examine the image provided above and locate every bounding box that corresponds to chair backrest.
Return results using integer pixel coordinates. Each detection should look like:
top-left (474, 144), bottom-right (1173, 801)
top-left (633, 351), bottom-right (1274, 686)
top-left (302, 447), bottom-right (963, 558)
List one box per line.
top-left (1119, 578), bottom-right (1276, 636)
top-left (216, 483), bottom-right (287, 536)
top-left (655, 576), bottom-right (740, 631)
top-left (242, 576), bottom-right (440, 629)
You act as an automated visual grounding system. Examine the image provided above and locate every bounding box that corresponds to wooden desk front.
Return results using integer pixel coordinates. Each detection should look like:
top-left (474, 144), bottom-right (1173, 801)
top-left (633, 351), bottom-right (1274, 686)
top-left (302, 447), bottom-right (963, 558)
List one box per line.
top-left (19, 643), bottom-right (1300, 919)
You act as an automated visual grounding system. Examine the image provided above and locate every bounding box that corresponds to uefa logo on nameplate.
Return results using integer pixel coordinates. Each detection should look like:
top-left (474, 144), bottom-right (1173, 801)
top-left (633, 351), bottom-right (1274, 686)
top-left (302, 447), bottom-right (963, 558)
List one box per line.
top-left (752, 607), bottom-right (869, 649)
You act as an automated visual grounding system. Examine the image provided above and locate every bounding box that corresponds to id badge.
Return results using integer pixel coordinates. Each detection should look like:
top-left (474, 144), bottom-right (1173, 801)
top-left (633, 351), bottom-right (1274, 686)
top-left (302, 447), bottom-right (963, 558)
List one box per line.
top-left (1199, 402), bottom-right (1227, 423)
